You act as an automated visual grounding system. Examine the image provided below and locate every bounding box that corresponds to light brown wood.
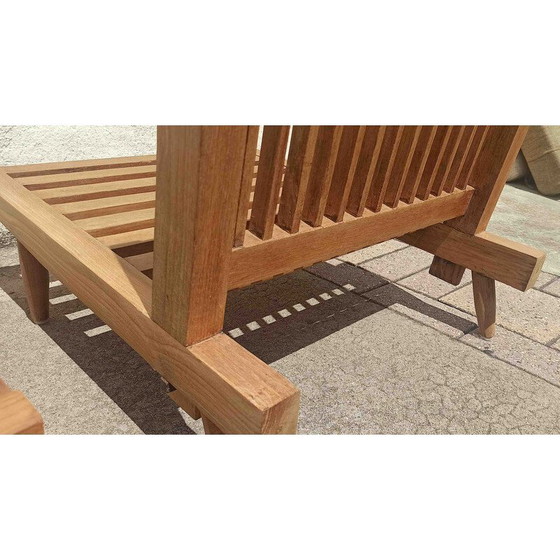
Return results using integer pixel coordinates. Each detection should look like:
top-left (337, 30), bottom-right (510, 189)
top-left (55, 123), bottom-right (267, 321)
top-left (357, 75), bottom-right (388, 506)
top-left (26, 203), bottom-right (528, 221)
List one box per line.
top-left (367, 126), bottom-right (404, 212)
top-left (324, 126), bottom-right (364, 222)
top-left (0, 389), bottom-right (44, 434)
top-left (0, 125), bottom-right (542, 435)
top-left (429, 256), bottom-right (465, 285)
top-left (431, 126), bottom-right (464, 196)
top-left (449, 126), bottom-right (528, 234)
top-left (0, 170), bottom-right (300, 434)
top-left (472, 272), bottom-right (496, 338)
top-left (152, 126), bottom-right (247, 346)
top-left (35, 177), bottom-right (156, 204)
top-left (17, 242), bottom-right (49, 324)
top-left (234, 126), bottom-right (260, 247)
top-left (202, 416), bottom-right (224, 434)
top-left (21, 165), bottom-right (156, 190)
top-left (416, 126), bottom-right (453, 200)
top-left (230, 188), bottom-right (473, 289)
top-left (4, 155), bottom-right (156, 178)
top-left (249, 126), bottom-right (290, 240)
top-left (53, 191), bottom-right (156, 220)
top-left (444, 126), bottom-right (476, 192)
top-left (400, 126), bottom-right (438, 204)
top-left (401, 224), bottom-right (545, 292)
top-left (302, 126), bottom-right (344, 227)
top-left (277, 126), bottom-right (319, 233)
top-left (346, 126), bottom-right (386, 217)
top-left (168, 389), bottom-right (201, 420)
top-left (383, 126), bottom-right (422, 208)
top-left (457, 126), bottom-right (489, 189)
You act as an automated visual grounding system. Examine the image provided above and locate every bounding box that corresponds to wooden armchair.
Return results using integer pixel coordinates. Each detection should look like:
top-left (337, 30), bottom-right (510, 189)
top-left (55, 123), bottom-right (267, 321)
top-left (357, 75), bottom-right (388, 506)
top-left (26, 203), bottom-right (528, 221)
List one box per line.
top-left (0, 126), bottom-right (545, 434)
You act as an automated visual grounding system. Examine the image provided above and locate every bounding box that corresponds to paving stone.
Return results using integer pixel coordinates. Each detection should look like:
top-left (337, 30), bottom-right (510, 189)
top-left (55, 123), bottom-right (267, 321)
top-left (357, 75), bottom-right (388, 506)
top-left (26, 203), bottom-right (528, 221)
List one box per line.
top-left (460, 326), bottom-right (560, 387)
top-left (272, 309), bottom-right (560, 434)
top-left (534, 272), bottom-right (558, 290)
top-left (306, 260), bottom-right (387, 294)
top-left (339, 239), bottom-right (407, 264)
top-left (542, 277), bottom-right (560, 297)
top-left (358, 246), bottom-right (433, 282)
top-left (398, 267), bottom-right (472, 299)
top-left (442, 282), bottom-right (560, 345)
top-left (362, 283), bottom-right (477, 338)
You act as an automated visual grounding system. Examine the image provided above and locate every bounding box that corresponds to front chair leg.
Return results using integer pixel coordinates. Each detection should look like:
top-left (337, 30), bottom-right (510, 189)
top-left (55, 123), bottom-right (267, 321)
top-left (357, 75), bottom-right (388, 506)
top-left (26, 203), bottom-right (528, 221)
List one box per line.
top-left (17, 241), bottom-right (50, 324)
top-left (472, 272), bottom-right (496, 338)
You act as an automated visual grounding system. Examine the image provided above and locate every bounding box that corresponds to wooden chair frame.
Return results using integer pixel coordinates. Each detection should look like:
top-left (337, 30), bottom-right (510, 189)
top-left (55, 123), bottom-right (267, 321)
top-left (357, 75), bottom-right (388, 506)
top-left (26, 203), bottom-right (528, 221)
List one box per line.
top-left (0, 126), bottom-right (545, 434)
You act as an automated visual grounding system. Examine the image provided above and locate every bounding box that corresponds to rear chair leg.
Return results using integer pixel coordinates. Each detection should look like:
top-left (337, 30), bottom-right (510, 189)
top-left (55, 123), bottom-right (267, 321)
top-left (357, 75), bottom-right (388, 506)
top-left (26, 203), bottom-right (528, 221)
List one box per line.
top-left (472, 271), bottom-right (496, 338)
top-left (17, 241), bottom-right (49, 324)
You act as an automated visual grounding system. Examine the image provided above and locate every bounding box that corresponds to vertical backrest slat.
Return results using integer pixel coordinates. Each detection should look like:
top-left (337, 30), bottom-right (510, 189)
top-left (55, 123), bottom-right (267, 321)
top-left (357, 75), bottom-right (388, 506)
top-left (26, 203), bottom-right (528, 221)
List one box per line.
top-left (383, 126), bottom-right (422, 208)
top-left (456, 126), bottom-right (490, 189)
top-left (346, 126), bottom-right (386, 217)
top-left (276, 126), bottom-right (319, 233)
top-left (367, 126), bottom-right (405, 212)
top-left (430, 126), bottom-right (465, 196)
top-left (415, 126), bottom-right (453, 200)
top-left (324, 126), bottom-right (365, 222)
top-left (302, 126), bottom-right (344, 227)
top-left (449, 126), bottom-right (528, 234)
top-left (233, 126), bottom-right (260, 246)
top-left (443, 126), bottom-right (477, 192)
top-left (400, 126), bottom-right (438, 204)
top-left (248, 126), bottom-right (290, 240)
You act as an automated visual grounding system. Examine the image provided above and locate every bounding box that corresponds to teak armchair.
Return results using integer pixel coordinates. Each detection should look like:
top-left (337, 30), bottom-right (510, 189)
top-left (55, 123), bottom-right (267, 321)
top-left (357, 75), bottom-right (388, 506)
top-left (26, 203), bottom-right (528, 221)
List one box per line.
top-left (0, 126), bottom-right (546, 434)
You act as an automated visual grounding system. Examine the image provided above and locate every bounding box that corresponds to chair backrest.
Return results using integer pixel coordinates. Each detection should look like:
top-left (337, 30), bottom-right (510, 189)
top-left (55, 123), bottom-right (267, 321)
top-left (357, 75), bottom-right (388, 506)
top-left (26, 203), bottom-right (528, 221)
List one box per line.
top-left (235, 126), bottom-right (489, 246)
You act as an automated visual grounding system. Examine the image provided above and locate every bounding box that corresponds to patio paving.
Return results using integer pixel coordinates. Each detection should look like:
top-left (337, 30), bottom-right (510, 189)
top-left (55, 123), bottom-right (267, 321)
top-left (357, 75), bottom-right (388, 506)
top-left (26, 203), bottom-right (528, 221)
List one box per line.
top-left (0, 180), bottom-right (558, 434)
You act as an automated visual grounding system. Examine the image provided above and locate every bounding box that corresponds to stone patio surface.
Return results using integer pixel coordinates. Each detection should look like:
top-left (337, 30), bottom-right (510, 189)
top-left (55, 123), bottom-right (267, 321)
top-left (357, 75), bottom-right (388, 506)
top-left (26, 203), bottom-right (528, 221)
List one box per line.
top-left (0, 180), bottom-right (558, 434)
top-left (0, 127), bottom-right (558, 434)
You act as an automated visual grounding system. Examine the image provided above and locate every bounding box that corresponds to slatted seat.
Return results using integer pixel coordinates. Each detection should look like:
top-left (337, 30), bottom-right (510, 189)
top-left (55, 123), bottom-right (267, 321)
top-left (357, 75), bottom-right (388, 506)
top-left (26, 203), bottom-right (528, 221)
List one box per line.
top-left (0, 126), bottom-right (546, 434)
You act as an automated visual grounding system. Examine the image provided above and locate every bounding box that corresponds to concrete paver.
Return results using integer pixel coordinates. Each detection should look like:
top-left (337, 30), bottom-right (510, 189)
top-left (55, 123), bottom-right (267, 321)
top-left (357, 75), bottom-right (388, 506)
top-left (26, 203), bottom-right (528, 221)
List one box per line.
top-left (358, 246), bottom-right (434, 282)
top-left (442, 281), bottom-right (560, 345)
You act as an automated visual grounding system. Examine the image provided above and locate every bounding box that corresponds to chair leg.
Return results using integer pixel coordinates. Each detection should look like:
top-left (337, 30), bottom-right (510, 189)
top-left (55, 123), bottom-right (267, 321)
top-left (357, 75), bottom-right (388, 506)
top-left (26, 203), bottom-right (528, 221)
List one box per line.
top-left (17, 241), bottom-right (49, 324)
top-left (472, 271), bottom-right (496, 338)
top-left (202, 416), bottom-right (224, 434)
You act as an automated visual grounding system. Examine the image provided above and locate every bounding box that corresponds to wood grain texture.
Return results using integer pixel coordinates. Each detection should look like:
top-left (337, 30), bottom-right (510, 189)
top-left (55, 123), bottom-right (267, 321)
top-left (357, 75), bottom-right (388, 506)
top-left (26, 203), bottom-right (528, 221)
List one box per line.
top-left (0, 170), bottom-right (299, 434)
top-left (152, 126), bottom-right (247, 346)
top-left (400, 126), bottom-right (438, 204)
top-left (448, 126), bottom-right (528, 234)
top-left (416, 126), bottom-right (453, 200)
top-left (0, 389), bottom-right (44, 434)
top-left (324, 126), bottom-right (363, 222)
top-left (35, 177), bottom-right (156, 204)
top-left (430, 126), bottom-right (464, 196)
top-left (429, 256), bottom-right (466, 285)
top-left (21, 165), bottom-right (156, 190)
top-left (383, 126), bottom-right (422, 208)
top-left (18, 242), bottom-right (50, 324)
top-left (168, 389), bottom-right (201, 420)
top-left (54, 191), bottom-right (155, 220)
top-left (249, 126), bottom-right (290, 239)
top-left (401, 224), bottom-right (545, 292)
top-left (346, 126), bottom-right (386, 217)
top-left (276, 126), bottom-right (319, 233)
top-left (4, 155), bottom-right (155, 178)
top-left (230, 188), bottom-right (473, 289)
top-left (456, 126), bottom-right (489, 189)
top-left (233, 126), bottom-right (260, 247)
top-left (302, 126), bottom-right (344, 227)
top-left (367, 126), bottom-right (405, 212)
top-left (472, 272), bottom-right (496, 338)
top-left (444, 126), bottom-right (476, 192)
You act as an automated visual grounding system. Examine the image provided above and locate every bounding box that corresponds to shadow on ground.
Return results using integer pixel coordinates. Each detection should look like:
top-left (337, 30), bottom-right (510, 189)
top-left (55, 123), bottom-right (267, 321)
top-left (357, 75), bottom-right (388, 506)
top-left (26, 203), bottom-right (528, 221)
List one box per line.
top-left (0, 258), bottom-right (477, 434)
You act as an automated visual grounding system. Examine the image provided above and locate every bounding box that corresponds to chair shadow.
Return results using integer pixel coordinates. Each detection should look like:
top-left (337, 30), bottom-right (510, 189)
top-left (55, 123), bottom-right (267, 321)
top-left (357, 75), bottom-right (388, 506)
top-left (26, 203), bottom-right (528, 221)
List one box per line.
top-left (0, 257), bottom-right (477, 434)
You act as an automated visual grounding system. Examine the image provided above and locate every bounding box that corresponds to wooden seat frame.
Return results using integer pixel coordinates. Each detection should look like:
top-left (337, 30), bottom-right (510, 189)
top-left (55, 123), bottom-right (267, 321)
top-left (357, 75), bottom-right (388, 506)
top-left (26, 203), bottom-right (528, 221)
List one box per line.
top-left (0, 126), bottom-right (545, 434)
